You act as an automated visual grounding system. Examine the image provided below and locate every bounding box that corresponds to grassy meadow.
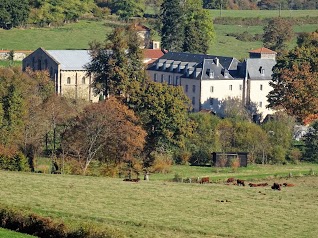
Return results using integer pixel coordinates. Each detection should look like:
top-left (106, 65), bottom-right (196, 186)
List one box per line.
top-left (1, 164), bottom-right (318, 238)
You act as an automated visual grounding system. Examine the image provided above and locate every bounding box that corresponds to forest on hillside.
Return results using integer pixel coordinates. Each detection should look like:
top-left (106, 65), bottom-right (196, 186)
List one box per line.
top-left (0, 0), bottom-right (317, 29)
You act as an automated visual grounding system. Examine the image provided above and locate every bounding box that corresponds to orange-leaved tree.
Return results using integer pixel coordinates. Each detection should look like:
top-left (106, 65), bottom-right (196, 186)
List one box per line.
top-left (61, 97), bottom-right (146, 175)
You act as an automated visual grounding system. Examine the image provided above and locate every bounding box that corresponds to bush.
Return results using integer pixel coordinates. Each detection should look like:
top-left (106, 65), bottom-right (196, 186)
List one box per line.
top-left (173, 151), bottom-right (191, 165)
top-left (230, 157), bottom-right (240, 172)
top-left (149, 153), bottom-right (172, 174)
top-left (215, 154), bottom-right (228, 167)
top-left (0, 152), bottom-right (30, 171)
top-left (189, 150), bottom-right (210, 166)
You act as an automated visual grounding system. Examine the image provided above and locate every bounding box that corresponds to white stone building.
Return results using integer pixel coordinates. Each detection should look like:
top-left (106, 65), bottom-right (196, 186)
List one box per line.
top-left (147, 48), bottom-right (277, 120)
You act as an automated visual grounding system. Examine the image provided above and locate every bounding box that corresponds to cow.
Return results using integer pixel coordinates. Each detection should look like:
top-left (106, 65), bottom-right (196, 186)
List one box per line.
top-left (257, 183), bottom-right (268, 187)
top-left (237, 179), bottom-right (245, 186)
top-left (200, 177), bottom-right (210, 184)
top-left (283, 183), bottom-right (295, 187)
top-left (248, 183), bottom-right (258, 187)
top-left (227, 177), bottom-right (235, 183)
top-left (123, 178), bottom-right (140, 182)
top-left (271, 183), bottom-right (281, 190)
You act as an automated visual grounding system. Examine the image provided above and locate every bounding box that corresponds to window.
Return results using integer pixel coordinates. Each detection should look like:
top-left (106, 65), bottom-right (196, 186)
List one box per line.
top-left (154, 73), bottom-right (157, 82)
top-left (210, 98), bottom-right (214, 105)
top-left (239, 85), bottom-right (242, 90)
top-left (38, 59), bottom-right (42, 70)
top-left (192, 85), bottom-right (196, 93)
top-left (259, 102), bottom-right (263, 107)
top-left (185, 85), bottom-right (188, 92)
top-left (161, 75), bottom-right (164, 83)
top-left (67, 77), bottom-right (71, 84)
top-left (44, 59), bottom-right (48, 69)
top-left (260, 84), bottom-right (263, 90)
top-left (192, 97), bottom-right (195, 105)
top-left (210, 86), bottom-right (214, 92)
top-left (168, 75), bottom-right (171, 84)
top-left (175, 76), bottom-right (179, 85)
top-left (82, 77), bottom-right (86, 84)
top-left (229, 85), bottom-right (232, 90)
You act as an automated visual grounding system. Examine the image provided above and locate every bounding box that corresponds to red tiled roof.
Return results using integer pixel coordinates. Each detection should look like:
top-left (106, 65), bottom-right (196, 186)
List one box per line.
top-left (143, 49), bottom-right (164, 59)
top-left (134, 24), bottom-right (150, 32)
top-left (249, 47), bottom-right (277, 54)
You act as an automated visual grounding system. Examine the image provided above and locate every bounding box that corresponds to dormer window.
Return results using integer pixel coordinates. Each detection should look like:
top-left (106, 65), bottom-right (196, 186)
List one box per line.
top-left (259, 66), bottom-right (265, 75)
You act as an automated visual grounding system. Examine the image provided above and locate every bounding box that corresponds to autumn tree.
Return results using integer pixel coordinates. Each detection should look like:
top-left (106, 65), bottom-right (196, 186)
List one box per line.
top-left (263, 17), bottom-right (294, 52)
top-left (61, 97), bottom-right (146, 175)
top-left (267, 30), bottom-right (318, 123)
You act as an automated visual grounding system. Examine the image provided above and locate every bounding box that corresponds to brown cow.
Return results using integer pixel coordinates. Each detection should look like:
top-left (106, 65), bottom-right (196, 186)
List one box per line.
top-left (248, 183), bottom-right (258, 187)
top-left (257, 183), bottom-right (268, 187)
top-left (271, 183), bottom-right (281, 190)
top-left (283, 183), bottom-right (295, 187)
top-left (227, 177), bottom-right (235, 183)
top-left (237, 179), bottom-right (245, 186)
top-left (200, 177), bottom-right (210, 184)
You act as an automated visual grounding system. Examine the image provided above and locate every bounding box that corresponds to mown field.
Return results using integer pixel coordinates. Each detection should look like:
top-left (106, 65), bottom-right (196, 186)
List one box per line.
top-left (0, 11), bottom-right (317, 59)
top-left (1, 164), bottom-right (318, 238)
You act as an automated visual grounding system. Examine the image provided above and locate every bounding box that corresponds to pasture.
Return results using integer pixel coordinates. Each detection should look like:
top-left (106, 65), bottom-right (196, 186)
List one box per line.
top-left (1, 164), bottom-right (318, 238)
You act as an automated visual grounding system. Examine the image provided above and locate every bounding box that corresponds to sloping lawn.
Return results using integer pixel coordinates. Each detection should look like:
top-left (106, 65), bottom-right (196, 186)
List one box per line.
top-left (0, 228), bottom-right (36, 238)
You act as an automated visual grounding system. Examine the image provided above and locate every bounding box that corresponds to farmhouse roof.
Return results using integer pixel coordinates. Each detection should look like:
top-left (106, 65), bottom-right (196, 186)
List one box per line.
top-left (249, 47), bottom-right (277, 54)
top-left (46, 50), bottom-right (91, 70)
top-left (143, 49), bottom-right (164, 60)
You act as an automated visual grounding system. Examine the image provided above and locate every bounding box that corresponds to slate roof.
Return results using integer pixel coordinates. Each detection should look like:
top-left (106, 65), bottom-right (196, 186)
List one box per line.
top-left (245, 58), bottom-right (276, 80)
top-left (46, 50), bottom-right (91, 70)
top-left (150, 52), bottom-right (238, 71)
top-left (147, 52), bottom-right (240, 80)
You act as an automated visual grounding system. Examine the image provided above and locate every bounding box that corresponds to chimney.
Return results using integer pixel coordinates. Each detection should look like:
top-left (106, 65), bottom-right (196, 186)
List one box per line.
top-left (214, 57), bottom-right (219, 66)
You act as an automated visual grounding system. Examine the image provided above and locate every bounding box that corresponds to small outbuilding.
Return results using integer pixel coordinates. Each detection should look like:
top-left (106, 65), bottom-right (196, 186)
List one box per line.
top-left (212, 152), bottom-right (248, 167)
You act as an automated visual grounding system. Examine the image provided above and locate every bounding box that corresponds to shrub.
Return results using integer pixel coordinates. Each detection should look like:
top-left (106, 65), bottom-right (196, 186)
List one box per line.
top-left (189, 150), bottom-right (210, 166)
top-left (173, 151), bottom-right (191, 165)
top-left (215, 154), bottom-right (228, 167)
top-left (0, 152), bottom-right (30, 172)
top-left (230, 157), bottom-right (240, 172)
top-left (149, 154), bottom-right (172, 174)
top-left (61, 157), bottom-right (83, 175)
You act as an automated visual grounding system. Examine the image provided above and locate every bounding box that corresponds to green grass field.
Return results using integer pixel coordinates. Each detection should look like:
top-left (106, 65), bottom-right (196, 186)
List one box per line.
top-left (209, 9), bottom-right (318, 18)
top-left (1, 164), bottom-right (318, 238)
top-left (0, 228), bottom-right (36, 238)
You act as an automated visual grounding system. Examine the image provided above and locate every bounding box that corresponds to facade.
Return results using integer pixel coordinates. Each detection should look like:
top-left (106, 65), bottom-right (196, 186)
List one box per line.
top-left (146, 48), bottom-right (277, 119)
top-left (22, 48), bottom-right (99, 102)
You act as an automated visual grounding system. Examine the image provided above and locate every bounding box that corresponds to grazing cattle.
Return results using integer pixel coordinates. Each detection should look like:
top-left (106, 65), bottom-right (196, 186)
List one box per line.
top-left (248, 183), bottom-right (258, 187)
top-left (283, 183), bottom-right (295, 187)
top-left (271, 183), bottom-right (281, 190)
top-left (237, 179), bottom-right (245, 186)
top-left (200, 177), bottom-right (210, 184)
top-left (227, 177), bottom-right (235, 183)
top-left (249, 182), bottom-right (268, 187)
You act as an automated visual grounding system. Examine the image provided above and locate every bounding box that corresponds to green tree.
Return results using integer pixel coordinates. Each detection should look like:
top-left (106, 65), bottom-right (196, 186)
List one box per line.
top-left (111, 0), bottom-right (144, 20)
top-left (183, 0), bottom-right (215, 54)
top-left (262, 112), bottom-right (295, 164)
top-left (263, 17), bottom-right (294, 52)
top-left (0, 0), bottom-right (29, 29)
top-left (267, 30), bottom-right (318, 123)
top-left (303, 120), bottom-right (318, 163)
top-left (160, 0), bottom-right (185, 51)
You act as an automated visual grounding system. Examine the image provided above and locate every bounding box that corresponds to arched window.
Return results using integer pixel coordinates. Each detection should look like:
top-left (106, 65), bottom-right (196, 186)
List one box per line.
top-left (67, 77), bottom-right (71, 84)
top-left (82, 77), bottom-right (86, 84)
